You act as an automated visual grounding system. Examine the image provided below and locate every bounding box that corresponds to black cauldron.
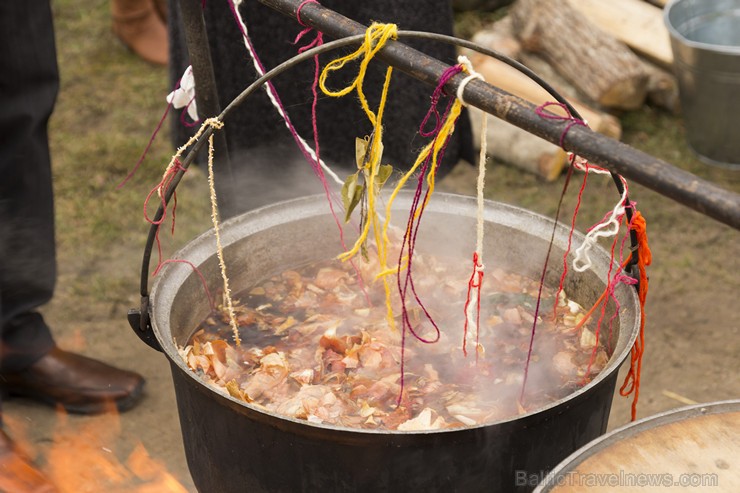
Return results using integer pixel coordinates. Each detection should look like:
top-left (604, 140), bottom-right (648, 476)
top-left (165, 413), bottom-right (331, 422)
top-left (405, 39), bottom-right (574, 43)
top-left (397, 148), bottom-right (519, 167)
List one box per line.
top-left (134, 192), bottom-right (640, 492)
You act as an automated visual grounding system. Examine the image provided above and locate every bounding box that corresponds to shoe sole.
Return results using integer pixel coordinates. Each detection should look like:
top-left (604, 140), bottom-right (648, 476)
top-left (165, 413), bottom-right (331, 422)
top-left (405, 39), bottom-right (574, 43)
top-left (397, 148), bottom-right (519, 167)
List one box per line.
top-left (1, 380), bottom-right (146, 415)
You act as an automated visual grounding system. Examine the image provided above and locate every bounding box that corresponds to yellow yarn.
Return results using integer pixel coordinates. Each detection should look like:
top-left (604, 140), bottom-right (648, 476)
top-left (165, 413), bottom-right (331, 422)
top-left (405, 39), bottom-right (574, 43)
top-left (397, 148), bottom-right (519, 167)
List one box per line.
top-left (379, 99), bottom-right (463, 278)
top-left (319, 23), bottom-right (397, 126)
top-left (373, 88), bottom-right (462, 329)
top-left (319, 23), bottom-right (397, 262)
top-left (319, 23), bottom-right (399, 329)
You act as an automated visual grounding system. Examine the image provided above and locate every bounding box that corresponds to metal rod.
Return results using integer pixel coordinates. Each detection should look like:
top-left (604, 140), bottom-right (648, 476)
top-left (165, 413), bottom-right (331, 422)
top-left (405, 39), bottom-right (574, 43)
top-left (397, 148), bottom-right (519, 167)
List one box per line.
top-left (258, 0), bottom-right (740, 230)
top-left (177, 0), bottom-right (236, 216)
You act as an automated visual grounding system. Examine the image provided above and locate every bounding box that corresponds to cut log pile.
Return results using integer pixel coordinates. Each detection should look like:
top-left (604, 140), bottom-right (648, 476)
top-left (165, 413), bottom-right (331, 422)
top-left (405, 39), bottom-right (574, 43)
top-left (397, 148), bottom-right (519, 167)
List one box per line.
top-left (462, 0), bottom-right (678, 180)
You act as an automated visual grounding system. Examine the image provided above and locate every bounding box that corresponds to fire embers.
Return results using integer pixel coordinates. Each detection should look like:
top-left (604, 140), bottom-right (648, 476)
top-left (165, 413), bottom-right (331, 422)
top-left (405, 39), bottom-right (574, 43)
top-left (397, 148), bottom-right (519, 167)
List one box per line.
top-left (179, 253), bottom-right (609, 431)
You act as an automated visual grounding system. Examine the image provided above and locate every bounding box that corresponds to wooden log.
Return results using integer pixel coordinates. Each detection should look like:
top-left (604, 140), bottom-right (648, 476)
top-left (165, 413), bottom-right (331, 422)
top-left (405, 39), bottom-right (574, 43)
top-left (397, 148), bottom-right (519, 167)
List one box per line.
top-left (466, 18), bottom-right (618, 180)
top-left (510, 0), bottom-right (649, 110)
top-left (641, 59), bottom-right (680, 113)
top-left (467, 53), bottom-right (623, 139)
top-left (568, 0), bottom-right (673, 68)
top-left (468, 106), bottom-right (568, 181)
top-left (470, 16), bottom-right (522, 59)
top-left (518, 26), bottom-right (678, 113)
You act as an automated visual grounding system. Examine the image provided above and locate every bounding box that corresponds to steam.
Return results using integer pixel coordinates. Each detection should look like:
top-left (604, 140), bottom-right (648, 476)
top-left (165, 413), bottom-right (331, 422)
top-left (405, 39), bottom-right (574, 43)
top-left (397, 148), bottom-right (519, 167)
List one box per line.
top-left (217, 144), bottom-right (350, 216)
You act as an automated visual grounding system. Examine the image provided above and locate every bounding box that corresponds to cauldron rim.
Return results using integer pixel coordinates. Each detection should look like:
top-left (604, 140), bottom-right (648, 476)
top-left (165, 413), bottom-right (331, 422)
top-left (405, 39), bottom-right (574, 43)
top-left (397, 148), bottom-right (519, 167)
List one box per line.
top-left (149, 192), bottom-right (641, 435)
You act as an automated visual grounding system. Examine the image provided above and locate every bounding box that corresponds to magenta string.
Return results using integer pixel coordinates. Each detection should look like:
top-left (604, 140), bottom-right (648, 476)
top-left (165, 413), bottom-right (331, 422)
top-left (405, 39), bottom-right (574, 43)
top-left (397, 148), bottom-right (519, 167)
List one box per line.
top-left (535, 102), bottom-right (587, 148)
top-left (226, 1), bottom-right (373, 303)
top-left (296, 0), bottom-right (319, 27)
top-left (553, 155), bottom-right (589, 319)
top-left (396, 65), bottom-right (463, 405)
top-left (117, 103), bottom-right (171, 189)
top-left (118, 72), bottom-right (193, 189)
top-left (180, 94), bottom-right (200, 128)
top-left (419, 65), bottom-right (463, 137)
top-left (292, 0), bottom-right (372, 305)
top-left (520, 162), bottom-right (575, 403)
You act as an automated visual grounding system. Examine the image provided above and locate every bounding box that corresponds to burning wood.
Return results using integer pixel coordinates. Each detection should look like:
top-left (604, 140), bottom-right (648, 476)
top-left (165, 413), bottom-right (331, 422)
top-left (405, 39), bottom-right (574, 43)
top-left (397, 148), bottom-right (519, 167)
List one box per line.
top-left (2, 406), bottom-right (190, 492)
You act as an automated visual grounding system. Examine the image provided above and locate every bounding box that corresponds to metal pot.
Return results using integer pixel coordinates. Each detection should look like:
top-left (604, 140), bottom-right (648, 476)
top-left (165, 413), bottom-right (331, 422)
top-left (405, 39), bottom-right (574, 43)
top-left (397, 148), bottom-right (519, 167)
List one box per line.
top-left (533, 400), bottom-right (740, 492)
top-left (141, 192), bottom-right (640, 493)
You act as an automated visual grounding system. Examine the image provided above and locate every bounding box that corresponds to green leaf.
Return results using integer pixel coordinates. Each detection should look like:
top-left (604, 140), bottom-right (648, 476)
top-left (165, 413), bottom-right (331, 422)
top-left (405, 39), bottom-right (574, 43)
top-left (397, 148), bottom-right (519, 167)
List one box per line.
top-left (341, 173), bottom-right (364, 223)
top-left (341, 173), bottom-right (357, 210)
top-left (375, 164), bottom-right (394, 188)
top-left (355, 137), bottom-right (369, 170)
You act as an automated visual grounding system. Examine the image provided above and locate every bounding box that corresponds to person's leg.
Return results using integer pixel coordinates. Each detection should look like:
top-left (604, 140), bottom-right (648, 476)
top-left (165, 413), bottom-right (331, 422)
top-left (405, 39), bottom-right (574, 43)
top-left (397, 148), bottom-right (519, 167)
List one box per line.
top-left (0, 4), bottom-right (64, 490)
top-left (0, 0), bottom-right (145, 417)
top-left (0, 0), bottom-right (59, 373)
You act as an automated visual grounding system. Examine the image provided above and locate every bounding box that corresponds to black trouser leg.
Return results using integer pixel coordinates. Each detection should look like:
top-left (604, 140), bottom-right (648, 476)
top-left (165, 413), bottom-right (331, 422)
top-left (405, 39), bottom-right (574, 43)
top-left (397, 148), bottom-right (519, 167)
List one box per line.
top-left (0, 0), bottom-right (59, 372)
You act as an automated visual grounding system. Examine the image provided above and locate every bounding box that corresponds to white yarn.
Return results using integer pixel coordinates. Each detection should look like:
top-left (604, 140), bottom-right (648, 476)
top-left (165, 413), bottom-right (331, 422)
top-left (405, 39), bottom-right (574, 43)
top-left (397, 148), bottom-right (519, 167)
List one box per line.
top-left (230, 0), bottom-right (343, 186)
top-left (455, 55), bottom-right (484, 108)
top-left (571, 155), bottom-right (630, 272)
top-left (457, 55), bottom-right (487, 352)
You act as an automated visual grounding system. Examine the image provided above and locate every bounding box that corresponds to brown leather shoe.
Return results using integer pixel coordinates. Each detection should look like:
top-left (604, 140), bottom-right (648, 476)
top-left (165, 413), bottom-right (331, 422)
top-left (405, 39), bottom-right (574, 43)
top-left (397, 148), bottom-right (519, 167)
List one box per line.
top-left (112, 0), bottom-right (169, 65)
top-left (0, 429), bottom-right (58, 493)
top-left (153, 0), bottom-right (168, 23)
top-left (0, 348), bottom-right (145, 415)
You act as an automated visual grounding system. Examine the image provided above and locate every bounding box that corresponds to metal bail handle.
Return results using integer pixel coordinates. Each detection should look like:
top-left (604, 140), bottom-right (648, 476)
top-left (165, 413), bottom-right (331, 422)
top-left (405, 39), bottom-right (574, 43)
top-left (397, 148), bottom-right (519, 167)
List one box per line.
top-left (127, 297), bottom-right (162, 352)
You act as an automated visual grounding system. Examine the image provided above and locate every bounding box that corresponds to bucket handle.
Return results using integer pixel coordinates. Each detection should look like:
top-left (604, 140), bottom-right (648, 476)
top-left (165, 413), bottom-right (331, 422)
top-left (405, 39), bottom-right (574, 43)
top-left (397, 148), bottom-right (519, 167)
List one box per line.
top-left (127, 29), bottom-right (639, 350)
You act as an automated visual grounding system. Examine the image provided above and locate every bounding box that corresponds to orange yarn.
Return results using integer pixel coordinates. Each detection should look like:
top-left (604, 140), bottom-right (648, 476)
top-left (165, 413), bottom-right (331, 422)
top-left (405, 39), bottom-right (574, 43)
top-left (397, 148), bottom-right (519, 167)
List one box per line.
top-left (619, 211), bottom-right (651, 421)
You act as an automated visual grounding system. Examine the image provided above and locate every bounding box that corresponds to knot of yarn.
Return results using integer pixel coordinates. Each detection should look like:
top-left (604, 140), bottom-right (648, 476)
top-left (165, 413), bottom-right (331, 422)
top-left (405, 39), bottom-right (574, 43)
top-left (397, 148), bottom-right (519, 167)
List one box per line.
top-left (455, 55), bottom-right (484, 107)
top-left (535, 101), bottom-right (588, 148)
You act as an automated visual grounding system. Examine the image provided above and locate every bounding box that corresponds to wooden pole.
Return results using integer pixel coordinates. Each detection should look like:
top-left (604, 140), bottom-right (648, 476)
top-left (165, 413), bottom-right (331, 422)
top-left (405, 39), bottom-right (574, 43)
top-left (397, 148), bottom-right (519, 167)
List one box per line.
top-left (177, 0), bottom-right (236, 217)
top-left (256, 0), bottom-right (740, 230)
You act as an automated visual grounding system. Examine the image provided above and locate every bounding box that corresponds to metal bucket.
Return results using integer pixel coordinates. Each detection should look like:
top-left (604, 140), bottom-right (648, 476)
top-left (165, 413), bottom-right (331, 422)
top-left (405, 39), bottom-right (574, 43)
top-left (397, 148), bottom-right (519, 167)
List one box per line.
top-left (146, 192), bottom-right (640, 493)
top-left (533, 400), bottom-right (740, 491)
top-left (665, 0), bottom-right (740, 167)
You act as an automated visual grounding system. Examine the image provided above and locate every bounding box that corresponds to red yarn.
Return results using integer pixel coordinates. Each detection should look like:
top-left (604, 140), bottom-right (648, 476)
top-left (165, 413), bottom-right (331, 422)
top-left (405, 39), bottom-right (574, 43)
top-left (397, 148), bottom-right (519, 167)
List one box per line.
top-left (462, 252), bottom-right (484, 358)
top-left (620, 211), bottom-right (651, 421)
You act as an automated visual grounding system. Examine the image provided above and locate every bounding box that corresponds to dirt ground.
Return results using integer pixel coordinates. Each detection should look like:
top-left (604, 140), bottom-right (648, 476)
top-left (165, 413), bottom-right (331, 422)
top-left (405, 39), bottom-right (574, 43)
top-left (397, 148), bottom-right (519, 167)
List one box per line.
top-left (3, 1), bottom-right (738, 492)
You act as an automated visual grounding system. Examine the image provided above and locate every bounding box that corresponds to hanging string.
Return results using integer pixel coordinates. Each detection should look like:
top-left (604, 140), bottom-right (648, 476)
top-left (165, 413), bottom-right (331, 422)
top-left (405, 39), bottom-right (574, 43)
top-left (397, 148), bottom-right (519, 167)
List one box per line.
top-left (152, 259), bottom-right (215, 312)
top-left (519, 101), bottom-right (591, 402)
top-left (142, 116), bottom-right (240, 344)
top-left (117, 103), bottom-right (172, 189)
top-left (202, 118), bottom-right (241, 346)
top-left (117, 66), bottom-right (201, 189)
top-left (570, 155), bottom-right (630, 273)
top-left (455, 56), bottom-right (487, 359)
top-left (553, 153), bottom-right (588, 320)
top-left (379, 63), bottom-right (465, 405)
top-left (620, 211), bottom-right (651, 421)
top-left (226, 0), bottom-right (343, 186)
top-left (291, 0), bottom-right (372, 306)
top-left (319, 23), bottom-right (398, 316)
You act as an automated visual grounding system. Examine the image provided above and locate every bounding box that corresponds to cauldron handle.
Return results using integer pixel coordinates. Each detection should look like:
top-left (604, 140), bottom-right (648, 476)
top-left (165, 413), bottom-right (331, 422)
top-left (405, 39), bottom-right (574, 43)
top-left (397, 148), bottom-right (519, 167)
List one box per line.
top-left (128, 28), bottom-right (644, 350)
top-left (127, 122), bottom-right (217, 353)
